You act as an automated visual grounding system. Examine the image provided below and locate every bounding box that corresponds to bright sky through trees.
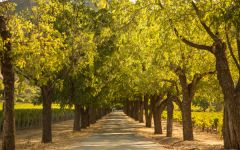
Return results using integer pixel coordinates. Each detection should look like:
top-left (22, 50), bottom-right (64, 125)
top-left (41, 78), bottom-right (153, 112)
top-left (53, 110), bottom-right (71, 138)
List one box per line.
top-left (129, 0), bottom-right (136, 3)
top-left (1, 0), bottom-right (240, 149)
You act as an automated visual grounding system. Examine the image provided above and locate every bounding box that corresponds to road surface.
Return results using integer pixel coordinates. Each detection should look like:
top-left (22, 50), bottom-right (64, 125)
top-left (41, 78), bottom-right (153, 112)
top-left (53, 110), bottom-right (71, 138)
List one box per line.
top-left (66, 111), bottom-right (166, 150)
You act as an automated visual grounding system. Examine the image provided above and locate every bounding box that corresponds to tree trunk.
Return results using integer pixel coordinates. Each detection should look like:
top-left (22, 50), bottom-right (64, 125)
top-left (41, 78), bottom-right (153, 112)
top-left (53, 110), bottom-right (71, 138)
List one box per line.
top-left (85, 107), bottom-right (90, 127)
top-left (145, 111), bottom-right (152, 127)
top-left (167, 100), bottom-right (174, 137)
top-left (129, 101), bottom-right (134, 118)
top-left (124, 99), bottom-right (129, 115)
top-left (174, 7), bottom-right (240, 146)
top-left (81, 107), bottom-right (87, 128)
top-left (41, 84), bottom-right (52, 143)
top-left (88, 106), bottom-right (93, 124)
top-left (179, 74), bottom-right (194, 141)
top-left (73, 104), bottom-right (81, 131)
top-left (182, 98), bottom-right (193, 140)
top-left (152, 108), bottom-right (162, 134)
top-left (151, 96), bottom-right (164, 134)
top-left (96, 108), bottom-right (100, 120)
top-left (144, 96), bottom-right (152, 127)
top-left (134, 101), bottom-right (139, 121)
top-left (138, 99), bottom-right (144, 123)
top-left (214, 41), bottom-right (240, 149)
top-left (1, 15), bottom-right (15, 150)
top-left (89, 106), bottom-right (96, 124)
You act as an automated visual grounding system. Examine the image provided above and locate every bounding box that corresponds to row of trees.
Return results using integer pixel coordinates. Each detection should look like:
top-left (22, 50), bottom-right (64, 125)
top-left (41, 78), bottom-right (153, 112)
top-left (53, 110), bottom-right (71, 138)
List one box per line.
top-left (0, 0), bottom-right (240, 149)
top-left (86, 0), bottom-right (239, 149)
top-left (0, 0), bottom-right (115, 149)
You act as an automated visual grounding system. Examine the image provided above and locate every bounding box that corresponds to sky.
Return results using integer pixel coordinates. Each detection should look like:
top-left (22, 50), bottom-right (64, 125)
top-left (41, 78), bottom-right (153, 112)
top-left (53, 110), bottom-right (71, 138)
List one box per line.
top-left (129, 0), bottom-right (136, 3)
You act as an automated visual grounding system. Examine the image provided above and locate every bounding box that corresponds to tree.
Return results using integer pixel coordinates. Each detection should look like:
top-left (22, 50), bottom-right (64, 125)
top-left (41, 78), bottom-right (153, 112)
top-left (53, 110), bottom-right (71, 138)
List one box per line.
top-left (169, 0), bottom-right (240, 148)
top-left (53, 0), bottom-right (96, 131)
top-left (10, 0), bottom-right (67, 143)
top-left (0, 1), bottom-right (16, 149)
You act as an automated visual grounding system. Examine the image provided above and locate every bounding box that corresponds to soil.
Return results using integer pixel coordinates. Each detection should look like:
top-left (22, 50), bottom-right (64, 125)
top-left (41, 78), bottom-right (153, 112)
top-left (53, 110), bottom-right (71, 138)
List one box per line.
top-left (0, 117), bottom-right (108, 149)
top-left (130, 118), bottom-right (223, 150)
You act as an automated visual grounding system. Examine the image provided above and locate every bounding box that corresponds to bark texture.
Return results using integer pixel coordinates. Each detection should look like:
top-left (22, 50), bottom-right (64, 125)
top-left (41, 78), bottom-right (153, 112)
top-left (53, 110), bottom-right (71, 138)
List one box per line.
top-left (167, 99), bottom-right (174, 137)
top-left (175, 2), bottom-right (240, 147)
top-left (41, 84), bottom-right (53, 143)
top-left (177, 71), bottom-right (201, 141)
top-left (73, 104), bottom-right (81, 131)
top-left (214, 41), bottom-right (240, 149)
top-left (179, 74), bottom-right (194, 141)
top-left (138, 99), bottom-right (144, 123)
top-left (144, 95), bottom-right (152, 128)
top-left (151, 96), bottom-right (162, 134)
top-left (0, 15), bottom-right (15, 150)
top-left (81, 107), bottom-right (87, 128)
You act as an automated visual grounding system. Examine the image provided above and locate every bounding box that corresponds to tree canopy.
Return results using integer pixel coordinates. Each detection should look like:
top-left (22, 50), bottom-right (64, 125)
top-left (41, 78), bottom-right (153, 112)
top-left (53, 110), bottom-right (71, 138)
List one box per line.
top-left (1, 0), bottom-right (240, 149)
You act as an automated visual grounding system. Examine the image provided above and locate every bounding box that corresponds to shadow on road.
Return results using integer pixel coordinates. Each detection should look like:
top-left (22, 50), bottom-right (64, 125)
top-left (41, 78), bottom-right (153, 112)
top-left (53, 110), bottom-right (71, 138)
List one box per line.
top-left (66, 111), bottom-right (166, 150)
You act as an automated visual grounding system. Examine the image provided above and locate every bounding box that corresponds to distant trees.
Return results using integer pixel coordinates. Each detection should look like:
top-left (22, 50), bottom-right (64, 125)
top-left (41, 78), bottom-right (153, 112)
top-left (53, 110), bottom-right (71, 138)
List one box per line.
top-left (111, 0), bottom-right (240, 149)
top-left (1, 0), bottom-right (240, 149)
top-left (0, 0), bottom-right (114, 148)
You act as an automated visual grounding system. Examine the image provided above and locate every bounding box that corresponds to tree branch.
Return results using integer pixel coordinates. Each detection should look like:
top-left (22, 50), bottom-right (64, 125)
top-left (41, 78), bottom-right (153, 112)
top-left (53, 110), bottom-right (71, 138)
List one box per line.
top-left (173, 27), bottom-right (212, 52)
top-left (225, 30), bottom-right (240, 71)
top-left (198, 70), bottom-right (216, 79)
top-left (153, 94), bottom-right (163, 108)
top-left (156, 1), bottom-right (213, 53)
top-left (160, 79), bottom-right (181, 96)
top-left (170, 95), bottom-right (182, 111)
top-left (188, 70), bottom-right (216, 98)
top-left (191, 1), bottom-right (219, 42)
top-left (116, 3), bottom-right (153, 31)
top-left (156, 0), bottom-right (164, 9)
top-left (237, 36), bottom-right (240, 62)
top-left (156, 98), bottom-right (167, 113)
top-left (14, 67), bottom-right (39, 85)
top-left (191, 70), bottom-right (216, 87)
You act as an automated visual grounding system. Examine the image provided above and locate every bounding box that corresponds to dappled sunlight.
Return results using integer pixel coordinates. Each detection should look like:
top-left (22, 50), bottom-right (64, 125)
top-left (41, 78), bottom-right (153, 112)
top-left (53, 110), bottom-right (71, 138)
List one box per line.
top-left (135, 118), bottom-right (223, 150)
top-left (65, 112), bottom-right (166, 150)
